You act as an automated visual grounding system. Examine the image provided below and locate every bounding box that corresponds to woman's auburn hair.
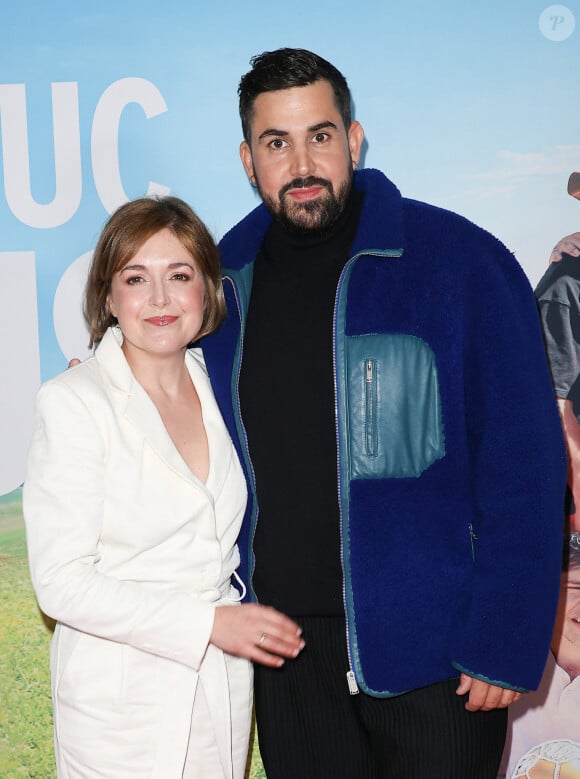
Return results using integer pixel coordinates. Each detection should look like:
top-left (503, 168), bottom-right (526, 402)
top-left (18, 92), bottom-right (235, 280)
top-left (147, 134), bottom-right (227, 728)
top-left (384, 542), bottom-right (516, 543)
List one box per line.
top-left (84, 196), bottom-right (225, 348)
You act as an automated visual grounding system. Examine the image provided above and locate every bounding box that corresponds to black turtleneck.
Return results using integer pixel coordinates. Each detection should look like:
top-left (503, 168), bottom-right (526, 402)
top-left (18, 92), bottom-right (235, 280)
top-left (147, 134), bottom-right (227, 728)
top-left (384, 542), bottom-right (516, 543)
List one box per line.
top-left (239, 189), bottom-right (363, 616)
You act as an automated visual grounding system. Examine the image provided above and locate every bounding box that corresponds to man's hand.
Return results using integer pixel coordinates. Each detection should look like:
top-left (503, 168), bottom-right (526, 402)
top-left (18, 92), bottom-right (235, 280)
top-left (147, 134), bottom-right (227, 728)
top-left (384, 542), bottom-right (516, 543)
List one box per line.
top-left (549, 232), bottom-right (580, 263)
top-left (456, 673), bottom-right (522, 711)
top-left (211, 603), bottom-right (305, 667)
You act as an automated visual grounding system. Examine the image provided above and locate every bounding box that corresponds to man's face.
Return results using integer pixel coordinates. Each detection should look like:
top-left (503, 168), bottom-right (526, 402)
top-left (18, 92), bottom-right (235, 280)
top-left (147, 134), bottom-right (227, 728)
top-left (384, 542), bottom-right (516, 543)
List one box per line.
top-left (551, 564), bottom-right (580, 680)
top-left (240, 79), bottom-right (364, 234)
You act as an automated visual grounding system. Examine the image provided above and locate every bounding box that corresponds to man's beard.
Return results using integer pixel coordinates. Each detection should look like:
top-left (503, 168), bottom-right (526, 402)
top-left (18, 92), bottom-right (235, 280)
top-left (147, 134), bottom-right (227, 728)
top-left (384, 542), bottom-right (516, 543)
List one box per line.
top-left (256, 173), bottom-right (352, 236)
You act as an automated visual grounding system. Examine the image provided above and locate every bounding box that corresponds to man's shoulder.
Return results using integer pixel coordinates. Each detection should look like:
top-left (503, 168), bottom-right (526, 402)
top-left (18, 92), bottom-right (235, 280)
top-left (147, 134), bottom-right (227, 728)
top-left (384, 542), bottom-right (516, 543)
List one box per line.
top-left (402, 195), bottom-right (505, 246)
top-left (400, 195), bottom-right (517, 273)
top-left (219, 202), bottom-right (271, 271)
top-left (535, 255), bottom-right (580, 305)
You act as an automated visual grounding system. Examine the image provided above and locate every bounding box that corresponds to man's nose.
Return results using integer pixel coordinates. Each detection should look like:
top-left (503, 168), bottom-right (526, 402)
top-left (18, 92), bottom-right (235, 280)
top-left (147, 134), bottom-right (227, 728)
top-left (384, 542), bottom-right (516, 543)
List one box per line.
top-left (289, 144), bottom-right (315, 177)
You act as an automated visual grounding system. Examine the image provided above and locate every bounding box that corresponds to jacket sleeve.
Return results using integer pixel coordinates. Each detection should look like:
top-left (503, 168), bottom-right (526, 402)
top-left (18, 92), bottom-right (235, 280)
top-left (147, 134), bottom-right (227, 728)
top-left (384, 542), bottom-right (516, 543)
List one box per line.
top-left (23, 379), bottom-right (215, 671)
top-left (535, 263), bottom-right (580, 400)
top-left (450, 238), bottom-right (567, 692)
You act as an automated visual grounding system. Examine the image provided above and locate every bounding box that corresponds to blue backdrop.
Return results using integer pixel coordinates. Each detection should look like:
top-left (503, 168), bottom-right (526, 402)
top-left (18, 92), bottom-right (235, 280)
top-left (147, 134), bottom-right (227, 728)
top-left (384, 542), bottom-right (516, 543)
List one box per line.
top-left (3, 1), bottom-right (579, 496)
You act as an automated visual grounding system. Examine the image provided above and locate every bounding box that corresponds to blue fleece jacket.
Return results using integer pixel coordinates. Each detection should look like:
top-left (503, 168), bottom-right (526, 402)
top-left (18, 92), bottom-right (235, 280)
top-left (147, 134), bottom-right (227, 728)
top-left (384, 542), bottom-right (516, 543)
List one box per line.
top-left (201, 168), bottom-right (566, 697)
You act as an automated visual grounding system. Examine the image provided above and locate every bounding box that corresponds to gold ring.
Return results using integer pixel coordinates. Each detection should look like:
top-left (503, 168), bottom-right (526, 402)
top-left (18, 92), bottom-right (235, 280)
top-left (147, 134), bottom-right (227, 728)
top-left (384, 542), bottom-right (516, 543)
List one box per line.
top-left (257, 632), bottom-right (267, 646)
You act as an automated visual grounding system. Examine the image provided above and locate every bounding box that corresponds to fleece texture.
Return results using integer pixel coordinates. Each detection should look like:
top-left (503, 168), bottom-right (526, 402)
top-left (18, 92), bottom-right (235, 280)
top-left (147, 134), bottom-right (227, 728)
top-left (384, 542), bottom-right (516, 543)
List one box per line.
top-left (201, 168), bottom-right (566, 696)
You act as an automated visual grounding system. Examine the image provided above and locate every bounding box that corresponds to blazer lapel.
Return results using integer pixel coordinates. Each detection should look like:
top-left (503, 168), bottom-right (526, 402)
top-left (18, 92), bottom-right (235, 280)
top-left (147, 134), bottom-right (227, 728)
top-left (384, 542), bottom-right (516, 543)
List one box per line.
top-left (95, 327), bottom-right (210, 491)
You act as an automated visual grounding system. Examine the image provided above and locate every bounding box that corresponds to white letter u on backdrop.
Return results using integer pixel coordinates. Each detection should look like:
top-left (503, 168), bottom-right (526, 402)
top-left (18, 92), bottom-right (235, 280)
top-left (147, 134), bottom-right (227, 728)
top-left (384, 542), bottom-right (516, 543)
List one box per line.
top-left (0, 82), bottom-right (82, 229)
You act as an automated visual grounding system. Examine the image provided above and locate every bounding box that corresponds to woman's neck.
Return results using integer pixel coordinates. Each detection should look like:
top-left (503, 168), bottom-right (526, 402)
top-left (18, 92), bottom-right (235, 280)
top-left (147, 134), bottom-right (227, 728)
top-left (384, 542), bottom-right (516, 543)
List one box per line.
top-left (121, 342), bottom-right (190, 399)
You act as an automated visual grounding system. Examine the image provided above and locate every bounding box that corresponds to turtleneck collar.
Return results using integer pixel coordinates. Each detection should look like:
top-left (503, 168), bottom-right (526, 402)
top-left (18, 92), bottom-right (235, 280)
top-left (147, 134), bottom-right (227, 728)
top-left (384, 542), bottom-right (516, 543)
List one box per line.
top-left (261, 187), bottom-right (364, 263)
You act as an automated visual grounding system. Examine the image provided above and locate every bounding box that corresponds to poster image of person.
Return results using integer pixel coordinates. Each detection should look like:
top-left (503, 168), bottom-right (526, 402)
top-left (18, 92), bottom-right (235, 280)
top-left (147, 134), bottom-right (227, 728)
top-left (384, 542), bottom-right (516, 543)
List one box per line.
top-left (500, 537), bottom-right (580, 778)
top-left (536, 172), bottom-right (580, 534)
top-left (512, 739), bottom-right (580, 779)
top-left (502, 171), bottom-right (580, 777)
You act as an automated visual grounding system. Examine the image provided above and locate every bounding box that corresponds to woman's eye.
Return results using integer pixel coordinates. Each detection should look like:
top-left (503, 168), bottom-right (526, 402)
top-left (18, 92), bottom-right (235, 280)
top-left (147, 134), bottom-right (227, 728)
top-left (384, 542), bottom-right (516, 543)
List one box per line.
top-left (126, 276), bottom-right (143, 285)
top-left (171, 273), bottom-right (190, 281)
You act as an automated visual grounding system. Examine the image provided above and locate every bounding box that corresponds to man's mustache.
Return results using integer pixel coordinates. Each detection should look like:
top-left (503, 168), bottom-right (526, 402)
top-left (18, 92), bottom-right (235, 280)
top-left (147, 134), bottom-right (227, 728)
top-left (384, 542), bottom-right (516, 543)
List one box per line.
top-left (279, 177), bottom-right (333, 198)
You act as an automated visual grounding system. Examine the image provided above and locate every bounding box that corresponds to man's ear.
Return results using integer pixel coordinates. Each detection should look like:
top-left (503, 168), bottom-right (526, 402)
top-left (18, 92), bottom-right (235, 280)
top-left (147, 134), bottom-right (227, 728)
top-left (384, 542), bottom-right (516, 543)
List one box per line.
top-left (240, 141), bottom-right (256, 185)
top-left (348, 121), bottom-right (365, 169)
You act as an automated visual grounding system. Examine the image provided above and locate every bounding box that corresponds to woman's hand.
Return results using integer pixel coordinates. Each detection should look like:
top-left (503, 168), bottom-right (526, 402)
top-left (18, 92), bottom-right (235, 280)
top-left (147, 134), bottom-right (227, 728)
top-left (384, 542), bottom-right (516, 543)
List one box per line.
top-left (211, 604), bottom-right (305, 667)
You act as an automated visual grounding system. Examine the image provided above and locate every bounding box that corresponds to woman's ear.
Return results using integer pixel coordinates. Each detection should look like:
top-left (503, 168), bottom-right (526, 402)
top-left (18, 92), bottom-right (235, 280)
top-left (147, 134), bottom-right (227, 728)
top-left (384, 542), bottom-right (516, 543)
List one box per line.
top-left (106, 295), bottom-right (116, 318)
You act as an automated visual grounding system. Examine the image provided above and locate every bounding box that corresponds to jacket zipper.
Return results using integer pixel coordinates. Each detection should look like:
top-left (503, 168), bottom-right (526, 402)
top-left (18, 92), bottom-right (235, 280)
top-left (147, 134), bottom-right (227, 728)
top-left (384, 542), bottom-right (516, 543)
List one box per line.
top-left (365, 358), bottom-right (377, 457)
top-left (223, 275), bottom-right (260, 601)
top-left (334, 255), bottom-right (360, 695)
top-left (333, 249), bottom-right (403, 696)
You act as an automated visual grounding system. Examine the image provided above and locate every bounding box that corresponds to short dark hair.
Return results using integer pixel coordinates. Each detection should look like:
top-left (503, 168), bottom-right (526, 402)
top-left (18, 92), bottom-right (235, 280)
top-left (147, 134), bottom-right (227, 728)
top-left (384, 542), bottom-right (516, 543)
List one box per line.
top-left (238, 47), bottom-right (352, 143)
top-left (564, 533), bottom-right (580, 571)
top-left (84, 196), bottom-right (225, 348)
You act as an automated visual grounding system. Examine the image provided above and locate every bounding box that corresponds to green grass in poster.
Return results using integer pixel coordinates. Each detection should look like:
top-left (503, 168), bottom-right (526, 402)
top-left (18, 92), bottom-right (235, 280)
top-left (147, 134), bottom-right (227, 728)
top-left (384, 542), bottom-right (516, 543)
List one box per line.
top-left (0, 489), bottom-right (265, 777)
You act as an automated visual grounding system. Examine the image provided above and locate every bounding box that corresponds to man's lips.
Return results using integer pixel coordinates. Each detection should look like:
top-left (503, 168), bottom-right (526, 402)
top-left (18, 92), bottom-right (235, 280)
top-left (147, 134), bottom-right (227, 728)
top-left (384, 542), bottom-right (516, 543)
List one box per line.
top-left (286, 185), bottom-right (325, 201)
top-left (145, 316), bottom-right (177, 326)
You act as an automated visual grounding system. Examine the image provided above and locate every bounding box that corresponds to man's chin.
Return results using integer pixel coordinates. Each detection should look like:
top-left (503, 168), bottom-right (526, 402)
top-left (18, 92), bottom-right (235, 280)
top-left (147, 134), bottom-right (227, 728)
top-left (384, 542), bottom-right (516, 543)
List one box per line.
top-left (285, 211), bottom-right (326, 234)
top-left (280, 198), bottom-right (339, 235)
top-left (260, 187), bottom-right (343, 235)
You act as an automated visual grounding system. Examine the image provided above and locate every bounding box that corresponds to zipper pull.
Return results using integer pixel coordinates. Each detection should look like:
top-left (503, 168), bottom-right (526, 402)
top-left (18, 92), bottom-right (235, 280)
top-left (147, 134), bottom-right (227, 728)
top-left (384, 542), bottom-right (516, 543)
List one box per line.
top-left (346, 670), bottom-right (359, 695)
top-left (365, 359), bottom-right (373, 382)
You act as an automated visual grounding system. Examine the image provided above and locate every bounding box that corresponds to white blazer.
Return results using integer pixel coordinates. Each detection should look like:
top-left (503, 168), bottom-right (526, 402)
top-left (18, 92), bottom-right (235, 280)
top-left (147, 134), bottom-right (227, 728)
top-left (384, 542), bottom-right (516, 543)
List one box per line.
top-left (23, 327), bottom-right (249, 778)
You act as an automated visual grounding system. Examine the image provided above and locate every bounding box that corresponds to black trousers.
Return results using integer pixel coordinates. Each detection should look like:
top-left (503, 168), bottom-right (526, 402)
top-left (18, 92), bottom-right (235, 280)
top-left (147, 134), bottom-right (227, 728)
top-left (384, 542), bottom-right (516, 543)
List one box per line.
top-left (254, 617), bottom-right (507, 779)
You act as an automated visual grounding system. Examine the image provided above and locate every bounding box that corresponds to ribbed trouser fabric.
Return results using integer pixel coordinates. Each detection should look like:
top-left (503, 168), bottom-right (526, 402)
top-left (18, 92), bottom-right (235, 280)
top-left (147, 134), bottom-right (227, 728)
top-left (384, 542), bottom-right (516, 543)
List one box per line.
top-left (254, 616), bottom-right (507, 779)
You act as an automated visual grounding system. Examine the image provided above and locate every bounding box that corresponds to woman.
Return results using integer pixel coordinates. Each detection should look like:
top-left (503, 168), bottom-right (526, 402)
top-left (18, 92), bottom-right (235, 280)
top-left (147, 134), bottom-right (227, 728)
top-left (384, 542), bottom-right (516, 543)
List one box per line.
top-left (23, 196), bottom-right (303, 779)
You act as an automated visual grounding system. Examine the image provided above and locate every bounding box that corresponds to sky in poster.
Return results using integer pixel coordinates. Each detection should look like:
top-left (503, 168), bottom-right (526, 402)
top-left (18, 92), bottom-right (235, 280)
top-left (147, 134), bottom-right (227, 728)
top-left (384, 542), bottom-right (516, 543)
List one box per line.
top-left (1, 0), bottom-right (579, 494)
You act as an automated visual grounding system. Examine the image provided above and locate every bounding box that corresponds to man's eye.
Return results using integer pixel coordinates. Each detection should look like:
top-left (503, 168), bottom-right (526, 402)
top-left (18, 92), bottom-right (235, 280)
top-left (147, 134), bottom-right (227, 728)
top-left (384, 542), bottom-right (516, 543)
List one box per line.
top-left (268, 138), bottom-right (288, 150)
top-left (312, 132), bottom-right (329, 143)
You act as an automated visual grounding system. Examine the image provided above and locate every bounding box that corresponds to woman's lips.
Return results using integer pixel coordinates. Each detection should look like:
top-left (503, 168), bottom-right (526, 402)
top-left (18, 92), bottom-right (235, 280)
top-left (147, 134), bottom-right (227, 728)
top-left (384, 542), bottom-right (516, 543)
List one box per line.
top-left (145, 316), bottom-right (177, 326)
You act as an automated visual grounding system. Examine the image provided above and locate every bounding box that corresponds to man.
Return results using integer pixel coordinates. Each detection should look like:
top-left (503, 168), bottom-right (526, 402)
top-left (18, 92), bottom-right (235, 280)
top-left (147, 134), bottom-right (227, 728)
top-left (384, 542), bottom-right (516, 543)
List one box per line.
top-left (200, 48), bottom-right (566, 778)
top-left (537, 233), bottom-right (580, 534)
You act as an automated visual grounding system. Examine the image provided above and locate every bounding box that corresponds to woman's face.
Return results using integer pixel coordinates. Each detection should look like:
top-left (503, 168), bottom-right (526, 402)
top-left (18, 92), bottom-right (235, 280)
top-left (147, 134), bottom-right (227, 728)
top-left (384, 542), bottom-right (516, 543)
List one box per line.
top-left (107, 228), bottom-right (205, 361)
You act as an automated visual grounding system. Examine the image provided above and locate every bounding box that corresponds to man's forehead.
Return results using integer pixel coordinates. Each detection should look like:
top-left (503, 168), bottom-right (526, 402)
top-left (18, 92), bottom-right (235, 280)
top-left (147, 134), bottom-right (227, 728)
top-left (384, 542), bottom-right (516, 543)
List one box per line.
top-left (250, 80), bottom-right (340, 125)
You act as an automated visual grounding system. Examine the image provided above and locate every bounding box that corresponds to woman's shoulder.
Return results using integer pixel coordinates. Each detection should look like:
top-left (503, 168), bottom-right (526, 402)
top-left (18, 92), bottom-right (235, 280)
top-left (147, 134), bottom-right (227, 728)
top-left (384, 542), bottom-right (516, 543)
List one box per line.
top-left (41, 354), bottom-right (102, 393)
top-left (40, 328), bottom-right (128, 399)
top-left (36, 355), bottom-right (114, 423)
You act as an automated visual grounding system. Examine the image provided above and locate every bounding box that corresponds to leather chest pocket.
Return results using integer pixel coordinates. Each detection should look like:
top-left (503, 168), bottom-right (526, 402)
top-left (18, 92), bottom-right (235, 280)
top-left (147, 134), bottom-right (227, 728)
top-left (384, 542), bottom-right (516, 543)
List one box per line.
top-left (346, 334), bottom-right (445, 479)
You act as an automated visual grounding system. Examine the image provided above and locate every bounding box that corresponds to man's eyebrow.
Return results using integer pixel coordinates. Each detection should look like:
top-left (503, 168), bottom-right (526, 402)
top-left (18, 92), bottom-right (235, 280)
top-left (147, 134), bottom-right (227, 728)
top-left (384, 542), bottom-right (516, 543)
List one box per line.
top-left (257, 120), bottom-right (339, 142)
top-left (308, 121), bottom-right (338, 133)
top-left (258, 128), bottom-right (289, 141)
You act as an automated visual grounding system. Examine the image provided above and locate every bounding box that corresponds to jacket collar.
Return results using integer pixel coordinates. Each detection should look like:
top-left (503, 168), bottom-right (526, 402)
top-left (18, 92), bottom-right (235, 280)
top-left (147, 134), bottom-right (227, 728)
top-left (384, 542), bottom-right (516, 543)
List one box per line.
top-left (94, 327), bottom-right (212, 489)
top-left (219, 168), bottom-right (405, 272)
